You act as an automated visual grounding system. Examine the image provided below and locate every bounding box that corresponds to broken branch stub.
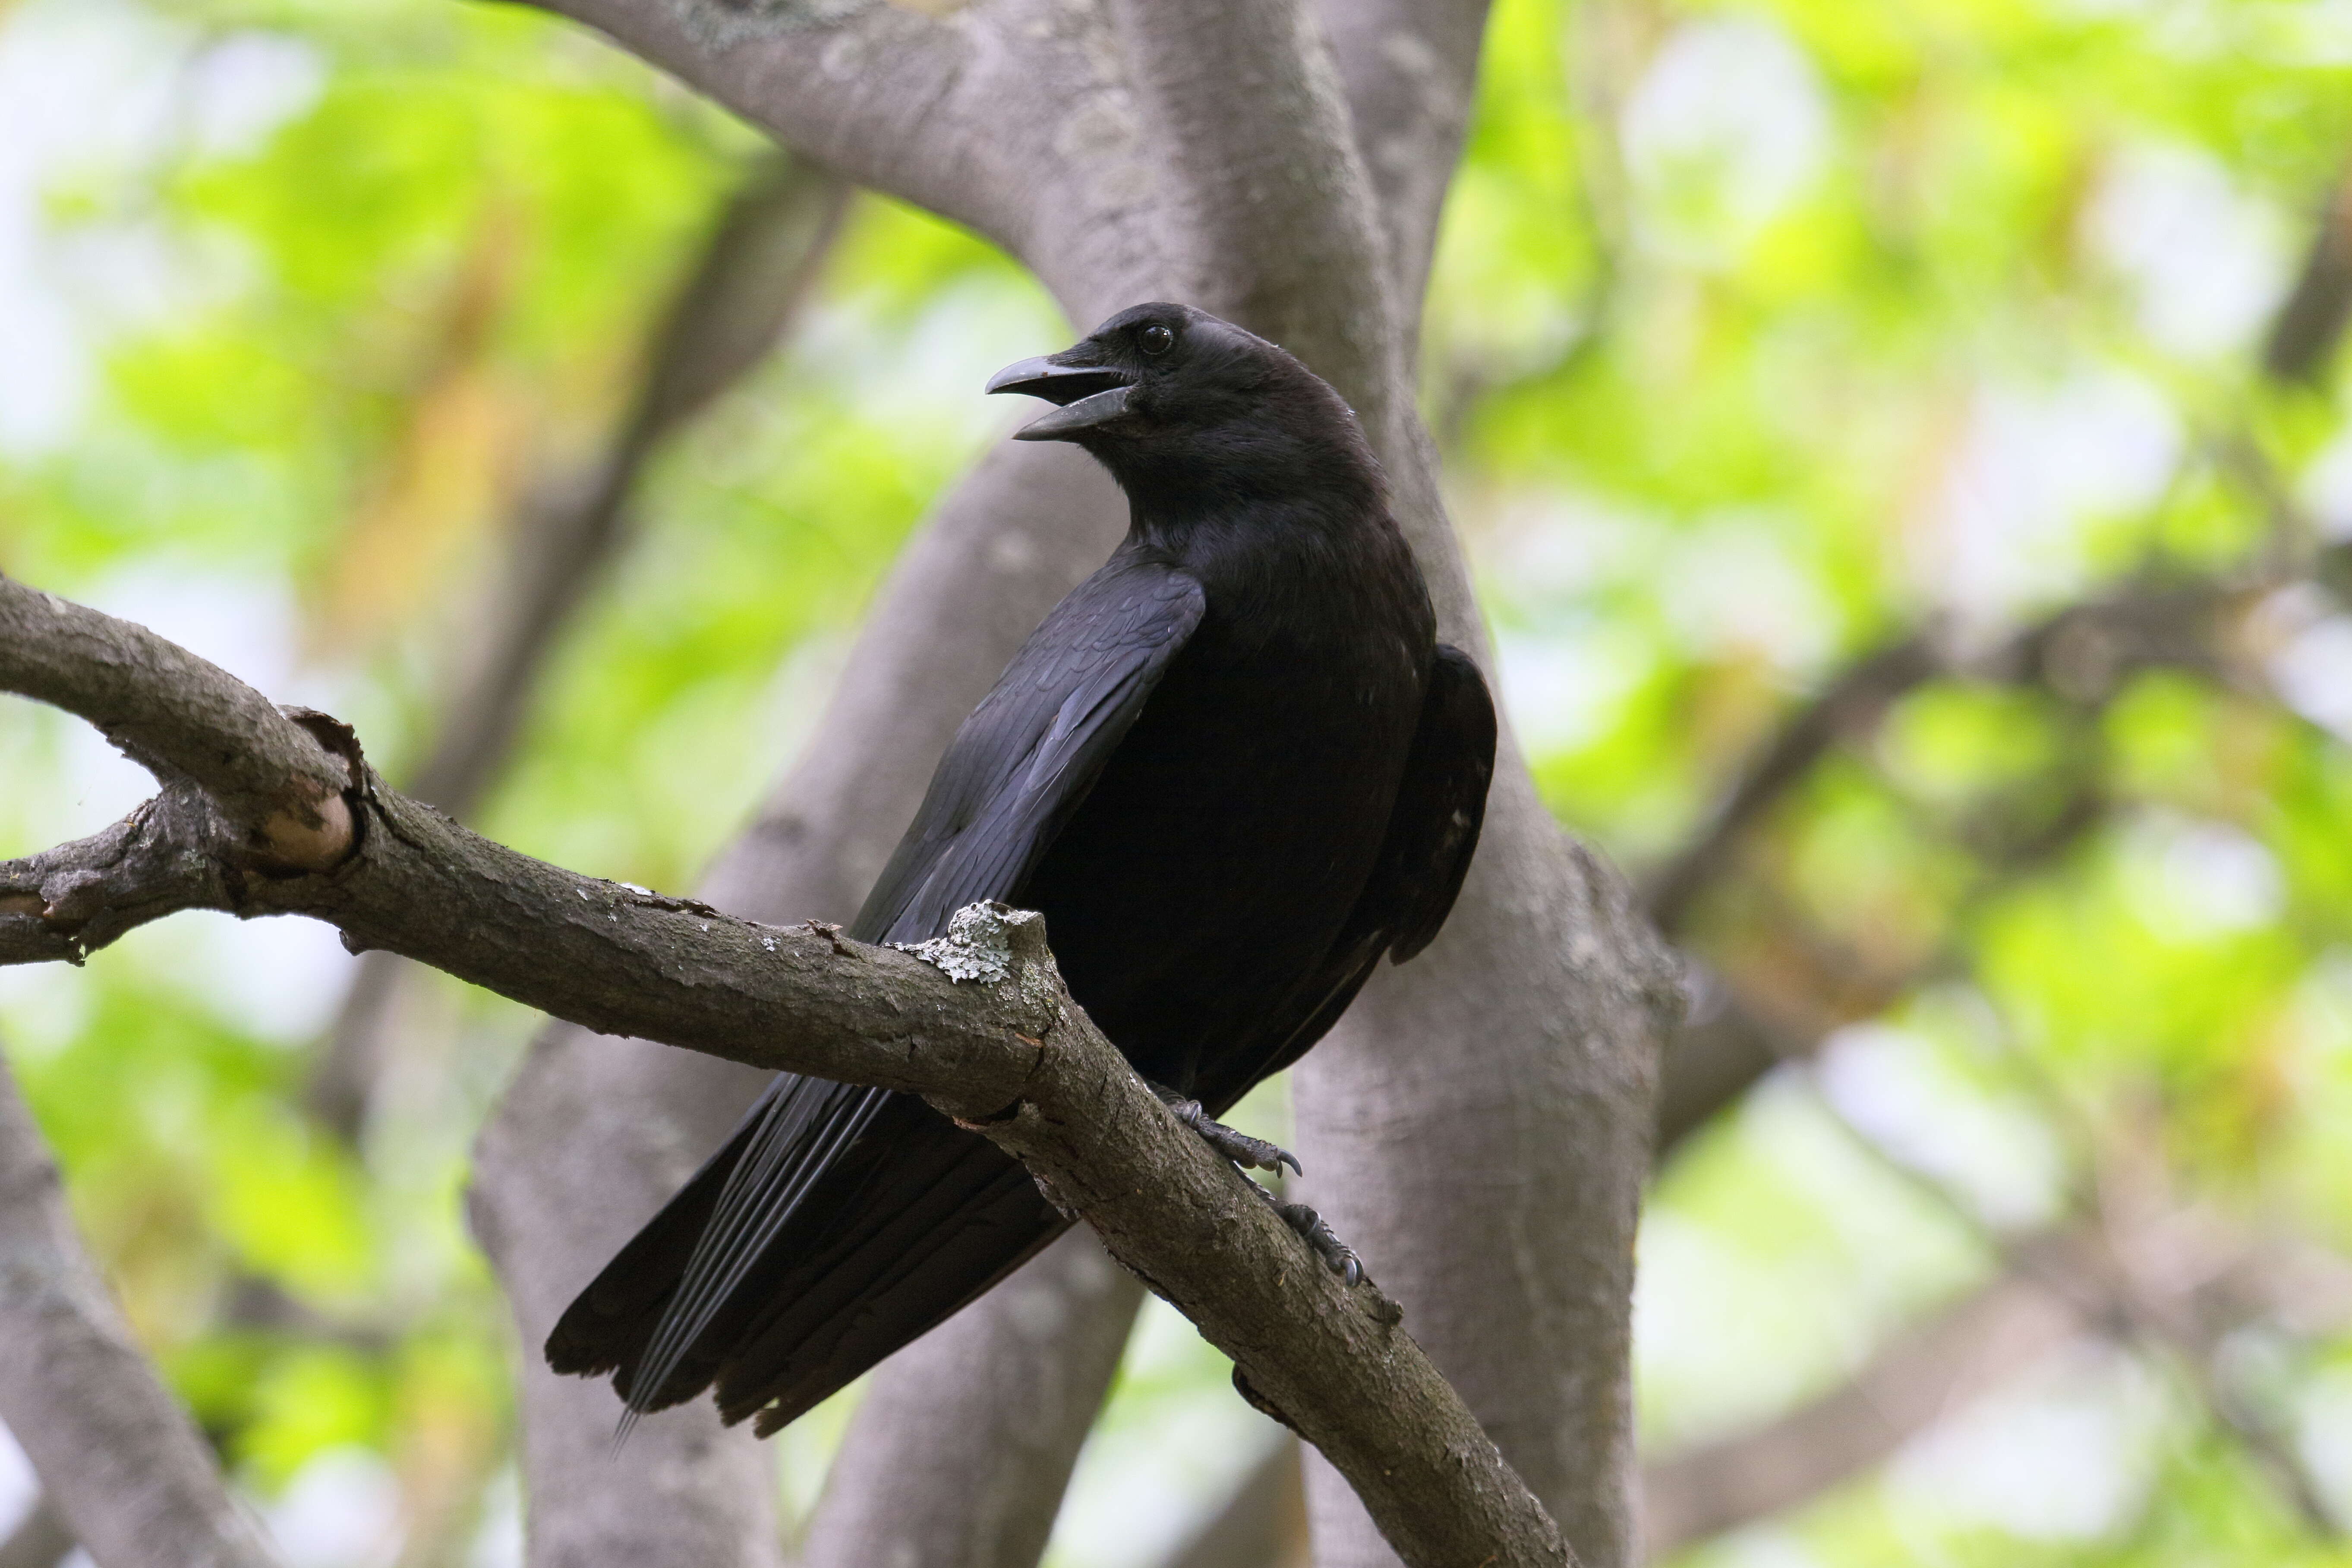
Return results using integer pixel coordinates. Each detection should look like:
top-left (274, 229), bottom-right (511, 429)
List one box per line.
top-left (0, 574), bottom-right (1573, 1568)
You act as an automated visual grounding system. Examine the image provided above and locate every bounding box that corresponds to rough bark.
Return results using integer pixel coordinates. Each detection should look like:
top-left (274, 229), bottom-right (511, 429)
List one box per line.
top-left (467, 3), bottom-right (1678, 1565)
top-left (0, 1039), bottom-right (280, 1568)
top-left (1, 578), bottom-right (1573, 1567)
top-left (467, 437), bottom-right (1126, 1568)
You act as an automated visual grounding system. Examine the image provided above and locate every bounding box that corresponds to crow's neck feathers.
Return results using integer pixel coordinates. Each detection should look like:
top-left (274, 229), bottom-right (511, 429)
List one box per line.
top-left (1101, 363), bottom-right (1392, 550)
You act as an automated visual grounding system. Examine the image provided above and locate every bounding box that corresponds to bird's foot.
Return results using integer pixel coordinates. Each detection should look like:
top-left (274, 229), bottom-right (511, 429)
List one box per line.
top-left (1270, 1196), bottom-right (1360, 1286)
top-left (1146, 1083), bottom-right (1400, 1322)
top-left (1250, 1185), bottom-right (1403, 1322)
top-left (1150, 1086), bottom-right (1302, 1177)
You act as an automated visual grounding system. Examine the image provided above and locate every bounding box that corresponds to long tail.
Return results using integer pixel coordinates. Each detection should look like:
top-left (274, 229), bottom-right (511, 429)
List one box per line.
top-left (546, 1076), bottom-right (1069, 1434)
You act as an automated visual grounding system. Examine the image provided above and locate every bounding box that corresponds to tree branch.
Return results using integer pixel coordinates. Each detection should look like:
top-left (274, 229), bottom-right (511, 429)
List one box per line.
top-left (521, 0), bottom-right (1176, 326)
top-left (1110, 0), bottom-right (1395, 391)
top-left (0, 585), bottom-right (350, 887)
top-left (516, 0), bottom-right (998, 240)
top-left (2267, 158), bottom-right (2352, 383)
top-left (1317, 0), bottom-right (1491, 341)
top-left (1642, 635), bottom-right (1937, 938)
top-left (1197, 1200), bottom-right (2352, 1565)
top-left (0, 575), bottom-right (1573, 1568)
top-left (412, 152), bottom-right (847, 817)
top-left (1642, 565), bottom-right (2270, 1162)
top-left (467, 436), bottom-right (1126, 1568)
top-left (1649, 143), bottom-right (2352, 1145)
top-left (798, 1230), bottom-right (1144, 1568)
top-left (454, 6), bottom-right (1680, 1564)
top-left (0, 1496), bottom-right (73, 1568)
top-left (1639, 1246), bottom-right (2084, 1557)
top-left (0, 1036), bottom-right (281, 1568)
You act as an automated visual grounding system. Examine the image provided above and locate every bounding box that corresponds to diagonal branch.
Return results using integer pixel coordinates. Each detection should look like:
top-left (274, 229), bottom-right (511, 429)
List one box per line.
top-left (0, 587), bottom-right (350, 883)
top-left (520, 0), bottom-right (1168, 323)
top-left (0, 1035), bottom-right (281, 1568)
top-left (516, 0), bottom-right (997, 240)
top-left (1649, 144), bottom-right (2352, 1140)
top-left (2267, 159), bottom-right (2352, 384)
top-left (1642, 635), bottom-right (1937, 938)
top-left (0, 1497), bottom-right (73, 1568)
top-left (0, 574), bottom-right (1574, 1568)
top-left (1638, 1241), bottom-right (2085, 1557)
top-left (1643, 567), bottom-right (2269, 1157)
top-left (412, 151), bottom-right (848, 817)
top-left (470, 437), bottom-right (1127, 1568)
top-left (464, 6), bottom-right (1677, 1565)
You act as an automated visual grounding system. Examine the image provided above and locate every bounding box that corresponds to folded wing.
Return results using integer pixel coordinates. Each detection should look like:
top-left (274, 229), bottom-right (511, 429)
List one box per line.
top-left (545, 557), bottom-right (1207, 1428)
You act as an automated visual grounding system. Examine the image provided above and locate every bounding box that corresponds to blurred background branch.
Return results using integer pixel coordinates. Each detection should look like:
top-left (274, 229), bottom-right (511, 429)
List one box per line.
top-left (305, 151), bottom-right (848, 1143)
top-left (0, 1040), bottom-right (280, 1568)
top-left (9, 0), bottom-right (2352, 1563)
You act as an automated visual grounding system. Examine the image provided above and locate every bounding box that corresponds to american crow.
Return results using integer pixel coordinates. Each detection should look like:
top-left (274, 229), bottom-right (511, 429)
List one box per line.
top-left (546, 303), bottom-right (1496, 1436)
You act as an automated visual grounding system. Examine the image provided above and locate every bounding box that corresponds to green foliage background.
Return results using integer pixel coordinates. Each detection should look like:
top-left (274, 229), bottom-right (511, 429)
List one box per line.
top-left (6, 0), bottom-right (2352, 1562)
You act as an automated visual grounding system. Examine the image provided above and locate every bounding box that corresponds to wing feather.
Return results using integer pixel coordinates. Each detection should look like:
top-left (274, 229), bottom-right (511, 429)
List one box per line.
top-left (1215, 643), bottom-right (1496, 1097)
top-left (1378, 644), bottom-right (1497, 964)
top-left (549, 555), bottom-right (1206, 1421)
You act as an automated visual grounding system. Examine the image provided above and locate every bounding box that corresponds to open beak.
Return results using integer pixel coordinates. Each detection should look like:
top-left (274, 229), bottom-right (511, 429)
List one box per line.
top-left (986, 354), bottom-right (1136, 442)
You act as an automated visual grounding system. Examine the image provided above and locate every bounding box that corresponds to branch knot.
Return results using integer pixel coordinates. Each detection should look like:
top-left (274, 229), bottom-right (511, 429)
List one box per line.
top-left (890, 901), bottom-right (1050, 985)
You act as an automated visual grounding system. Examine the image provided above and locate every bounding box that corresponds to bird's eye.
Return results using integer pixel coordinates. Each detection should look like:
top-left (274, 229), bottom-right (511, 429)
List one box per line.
top-left (1139, 324), bottom-right (1175, 355)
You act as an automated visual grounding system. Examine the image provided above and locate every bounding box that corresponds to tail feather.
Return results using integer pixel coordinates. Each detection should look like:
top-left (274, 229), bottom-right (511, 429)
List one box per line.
top-left (619, 1078), bottom-right (891, 1417)
top-left (708, 1111), bottom-right (1066, 1429)
top-left (544, 1097), bottom-right (760, 1382)
top-left (545, 1080), bottom-right (1067, 1432)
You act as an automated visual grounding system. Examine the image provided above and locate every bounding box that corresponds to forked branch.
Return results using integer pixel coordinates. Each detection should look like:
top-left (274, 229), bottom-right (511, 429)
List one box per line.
top-left (0, 572), bottom-right (1571, 1568)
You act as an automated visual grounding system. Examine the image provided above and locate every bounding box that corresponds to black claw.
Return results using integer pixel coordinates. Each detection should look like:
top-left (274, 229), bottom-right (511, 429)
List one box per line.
top-left (1151, 1086), bottom-right (1303, 1177)
top-left (1276, 1200), bottom-right (1362, 1284)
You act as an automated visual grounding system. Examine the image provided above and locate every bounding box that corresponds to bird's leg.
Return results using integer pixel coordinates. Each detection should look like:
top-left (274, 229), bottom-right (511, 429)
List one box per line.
top-left (1149, 1084), bottom-right (1301, 1177)
top-left (1246, 1182), bottom-right (1400, 1320)
top-left (1147, 1084), bottom-right (1397, 1318)
top-left (1254, 1185), bottom-right (1362, 1286)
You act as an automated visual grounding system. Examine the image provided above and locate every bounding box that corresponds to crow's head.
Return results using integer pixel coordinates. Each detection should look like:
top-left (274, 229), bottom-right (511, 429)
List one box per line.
top-left (985, 303), bottom-right (1378, 510)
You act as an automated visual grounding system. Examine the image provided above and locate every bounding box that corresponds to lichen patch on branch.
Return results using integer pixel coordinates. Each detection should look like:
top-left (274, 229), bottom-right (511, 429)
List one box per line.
top-left (890, 901), bottom-right (1044, 984)
top-left (0, 571), bottom-right (1574, 1568)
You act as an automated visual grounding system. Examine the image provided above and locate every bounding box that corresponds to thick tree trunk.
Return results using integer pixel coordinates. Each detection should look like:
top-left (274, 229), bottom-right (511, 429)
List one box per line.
top-left (798, 1232), bottom-right (1142, 1568)
top-left (1297, 811), bottom-right (1666, 1568)
top-left (470, 1), bottom-right (1676, 1562)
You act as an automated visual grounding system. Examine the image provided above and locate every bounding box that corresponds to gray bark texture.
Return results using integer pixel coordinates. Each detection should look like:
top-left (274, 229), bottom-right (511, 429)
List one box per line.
top-left (0, 1039), bottom-right (280, 1568)
top-left (0, 578), bottom-right (1576, 1566)
top-left (468, 437), bottom-right (1128, 1568)
top-left (797, 1230), bottom-right (1142, 1568)
top-left (472, 0), bottom-right (1676, 1564)
top-left (9, 0), bottom-right (1679, 1557)
top-left (0, 1496), bottom-right (74, 1568)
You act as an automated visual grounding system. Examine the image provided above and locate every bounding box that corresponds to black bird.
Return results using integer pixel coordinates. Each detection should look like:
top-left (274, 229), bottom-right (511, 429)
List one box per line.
top-left (546, 303), bottom-right (1496, 1436)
